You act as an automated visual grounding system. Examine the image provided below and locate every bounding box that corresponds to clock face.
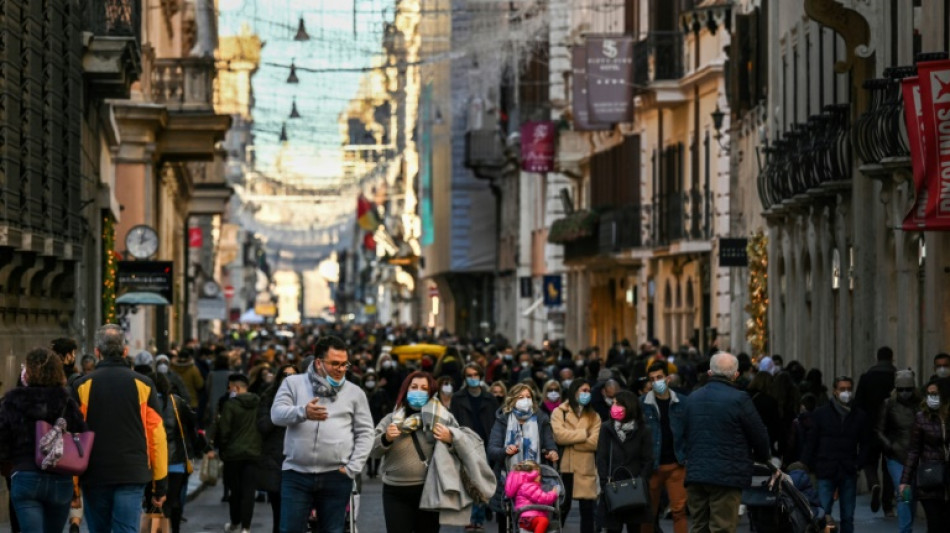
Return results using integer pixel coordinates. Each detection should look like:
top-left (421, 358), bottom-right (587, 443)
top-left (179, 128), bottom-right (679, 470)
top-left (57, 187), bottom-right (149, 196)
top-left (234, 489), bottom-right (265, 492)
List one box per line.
top-left (126, 225), bottom-right (159, 259)
top-left (203, 281), bottom-right (220, 297)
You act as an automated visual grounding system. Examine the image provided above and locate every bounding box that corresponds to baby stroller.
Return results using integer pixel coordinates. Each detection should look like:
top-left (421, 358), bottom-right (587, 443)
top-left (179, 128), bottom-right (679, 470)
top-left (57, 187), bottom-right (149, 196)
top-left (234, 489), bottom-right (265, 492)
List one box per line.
top-left (742, 463), bottom-right (823, 533)
top-left (506, 463), bottom-right (566, 533)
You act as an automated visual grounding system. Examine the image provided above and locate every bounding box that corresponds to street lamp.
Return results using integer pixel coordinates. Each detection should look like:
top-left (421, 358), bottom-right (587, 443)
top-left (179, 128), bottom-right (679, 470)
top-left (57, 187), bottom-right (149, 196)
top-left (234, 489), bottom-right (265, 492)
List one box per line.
top-left (711, 104), bottom-right (729, 150)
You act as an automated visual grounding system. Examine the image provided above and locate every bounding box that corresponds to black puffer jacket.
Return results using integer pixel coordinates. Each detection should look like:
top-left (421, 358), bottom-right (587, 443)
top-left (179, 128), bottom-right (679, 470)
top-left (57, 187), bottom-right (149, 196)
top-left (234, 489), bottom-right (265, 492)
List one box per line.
top-left (0, 386), bottom-right (86, 473)
top-left (875, 396), bottom-right (918, 463)
top-left (159, 393), bottom-right (205, 466)
top-left (802, 402), bottom-right (871, 480)
top-left (256, 385), bottom-right (286, 492)
top-left (683, 377), bottom-right (771, 488)
top-left (596, 421), bottom-right (654, 528)
top-left (901, 409), bottom-right (950, 501)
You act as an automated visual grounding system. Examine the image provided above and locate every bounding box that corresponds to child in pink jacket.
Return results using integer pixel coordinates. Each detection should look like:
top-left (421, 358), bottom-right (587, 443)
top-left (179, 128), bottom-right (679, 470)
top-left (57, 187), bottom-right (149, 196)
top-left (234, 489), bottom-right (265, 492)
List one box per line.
top-left (504, 460), bottom-right (559, 533)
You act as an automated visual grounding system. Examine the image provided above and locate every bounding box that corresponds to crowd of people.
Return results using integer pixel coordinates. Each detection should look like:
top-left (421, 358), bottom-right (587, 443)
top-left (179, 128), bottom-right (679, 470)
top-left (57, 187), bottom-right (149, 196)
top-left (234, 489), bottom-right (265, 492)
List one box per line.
top-left (0, 322), bottom-right (948, 533)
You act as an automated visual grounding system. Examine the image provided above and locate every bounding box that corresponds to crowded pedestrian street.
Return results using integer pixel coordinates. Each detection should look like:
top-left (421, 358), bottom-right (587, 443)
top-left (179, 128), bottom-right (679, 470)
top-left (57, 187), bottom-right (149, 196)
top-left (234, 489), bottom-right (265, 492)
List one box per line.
top-left (3, 0), bottom-right (950, 533)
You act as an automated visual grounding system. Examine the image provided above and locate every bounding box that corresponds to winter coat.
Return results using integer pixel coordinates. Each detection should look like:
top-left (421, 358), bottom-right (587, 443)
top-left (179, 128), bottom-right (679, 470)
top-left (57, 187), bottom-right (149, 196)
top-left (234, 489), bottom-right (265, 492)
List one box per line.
top-left (875, 396), bottom-right (918, 463)
top-left (682, 377), bottom-right (771, 489)
top-left (901, 409), bottom-right (950, 501)
top-left (256, 385), bottom-right (286, 492)
top-left (214, 392), bottom-right (262, 462)
top-left (0, 386), bottom-right (86, 473)
top-left (159, 393), bottom-right (205, 467)
top-left (368, 388), bottom-right (393, 425)
top-left (641, 390), bottom-right (687, 470)
top-left (802, 402), bottom-right (871, 481)
top-left (171, 359), bottom-right (205, 409)
top-left (749, 390), bottom-right (782, 455)
top-left (595, 420), bottom-right (654, 528)
top-left (550, 402), bottom-right (600, 499)
top-left (854, 362), bottom-right (896, 424)
top-left (205, 369), bottom-right (232, 424)
top-left (450, 388), bottom-right (497, 444)
top-left (486, 408), bottom-right (558, 512)
top-left (504, 469), bottom-right (558, 520)
top-left (420, 426), bottom-right (497, 526)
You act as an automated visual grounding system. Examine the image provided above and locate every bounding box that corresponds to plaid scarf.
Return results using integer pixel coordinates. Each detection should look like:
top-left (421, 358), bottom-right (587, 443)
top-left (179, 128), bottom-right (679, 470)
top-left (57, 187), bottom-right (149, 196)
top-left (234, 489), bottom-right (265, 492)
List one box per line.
top-left (392, 396), bottom-right (451, 434)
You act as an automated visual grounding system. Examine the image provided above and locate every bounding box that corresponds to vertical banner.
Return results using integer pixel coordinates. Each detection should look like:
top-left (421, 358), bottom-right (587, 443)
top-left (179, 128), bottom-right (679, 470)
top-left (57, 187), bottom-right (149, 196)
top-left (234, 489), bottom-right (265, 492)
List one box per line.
top-left (543, 274), bottom-right (562, 307)
top-left (188, 227), bottom-right (203, 248)
top-left (905, 59), bottom-right (950, 230)
top-left (520, 120), bottom-right (556, 172)
top-left (901, 76), bottom-right (928, 229)
top-left (586, 35), bottom-right (635, 124)
top-left (571, 47), bottom-right (611, 131)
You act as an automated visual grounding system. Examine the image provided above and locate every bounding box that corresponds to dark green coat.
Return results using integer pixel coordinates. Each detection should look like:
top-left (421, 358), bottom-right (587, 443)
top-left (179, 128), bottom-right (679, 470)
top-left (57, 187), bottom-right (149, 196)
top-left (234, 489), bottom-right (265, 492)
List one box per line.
top-left (214, 392), bottom-right (262, 462)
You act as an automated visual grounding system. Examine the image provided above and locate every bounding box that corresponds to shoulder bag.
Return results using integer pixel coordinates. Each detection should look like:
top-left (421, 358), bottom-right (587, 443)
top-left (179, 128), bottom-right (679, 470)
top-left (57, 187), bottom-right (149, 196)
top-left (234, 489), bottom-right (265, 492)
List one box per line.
top-left (35, 400), bottom-right (95, 476)
top-left (603, 439), bottom-right (648, 513)
top-left (916, 420), bottom-right (949, 489)
top-left (170, 395), bottom-right (194, 474)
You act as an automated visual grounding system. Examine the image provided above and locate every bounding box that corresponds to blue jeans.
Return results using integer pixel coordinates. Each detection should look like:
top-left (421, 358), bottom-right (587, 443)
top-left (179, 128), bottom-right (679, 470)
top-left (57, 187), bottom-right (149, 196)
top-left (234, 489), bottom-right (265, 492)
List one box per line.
top-left (82, 483), bottom-right (147, 533)
top-left (279, 469), bottom-right (352, 533)
top-left (885, 458), bottom-right (915, 533)
top-left (10, 470), bottom-right (74, 533)
top-left (817, 476), bottom-right (857, 533)
top-left (470, 502), bottom-right (486, 525)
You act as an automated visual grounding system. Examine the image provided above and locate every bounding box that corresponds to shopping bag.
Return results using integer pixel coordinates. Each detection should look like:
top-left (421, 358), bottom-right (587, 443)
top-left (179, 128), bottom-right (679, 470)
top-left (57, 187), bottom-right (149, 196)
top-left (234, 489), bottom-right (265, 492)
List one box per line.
top-left (199, 455), bottom-right (221, 485)
top-left (139, 509), bottom-right (170, 533)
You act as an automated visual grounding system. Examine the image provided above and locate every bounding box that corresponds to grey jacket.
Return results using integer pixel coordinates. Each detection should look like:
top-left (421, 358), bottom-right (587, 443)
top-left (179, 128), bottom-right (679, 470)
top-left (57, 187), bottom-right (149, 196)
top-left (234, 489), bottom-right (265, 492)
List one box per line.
top-left (420, 426), bottom-right (498, 526)
top-left (270, 374), bottom-right (374, 478)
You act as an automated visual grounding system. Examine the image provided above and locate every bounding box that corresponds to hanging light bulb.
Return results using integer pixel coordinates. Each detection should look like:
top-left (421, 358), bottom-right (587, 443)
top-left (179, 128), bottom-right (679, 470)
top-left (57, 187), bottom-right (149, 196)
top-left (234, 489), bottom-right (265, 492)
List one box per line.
top-left (289, 98), bottom-right (301, 119)
top-left (287, 61), bottom-right (299, 84)
top-left (294, 16), bottom-right (310, 41)
top-left (279, 123), bottom-right (288, 142)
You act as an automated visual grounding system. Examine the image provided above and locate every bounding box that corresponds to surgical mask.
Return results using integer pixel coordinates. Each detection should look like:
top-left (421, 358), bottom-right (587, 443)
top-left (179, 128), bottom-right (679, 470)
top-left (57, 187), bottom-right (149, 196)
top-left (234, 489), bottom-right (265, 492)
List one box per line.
top-left (407, 390), bottom-right (429, 409)
top-left (229, 391), bottom-right (238, 399)
top-left (382, 360), bottom-right (394, 369)
top-left (157, 363), bottom-right (169, 374)
top-left (515, 398), bottom-right (533, 412)
top-left (20, 366), bottom-right (28, 387)
top-left (561, 379), bottom-right (572, 389)
top-left (927, 395), bottom-right (941, 410)
top-left (441, 384), bottom-right (453, 395)
top-left (574, 360), bottom-right (585, 368)
top-left (936, 366), bottom-right (950, 379)
top-left (365, 380), bottom-right (376, 389)
top-left (604, 397), bottom-right (615, 406)
top-left (466, 377), bottom-right (481, 388)
top-left (837, 391), bottom-right (852, 405)
top-left (503, 354), bottom-right (514, 361)
top-left (326, 373), bottom-right (345, 388)
top-left (287, 353), bottom-right (295, 361)
top-left (546, 391), bottom-right (560, 402)
top-left (609, 405), bottom-right (626, 421)
top-left (578, 392), bottom-right (592, 406)
top-left (652, 379), bottom-right (668, 395)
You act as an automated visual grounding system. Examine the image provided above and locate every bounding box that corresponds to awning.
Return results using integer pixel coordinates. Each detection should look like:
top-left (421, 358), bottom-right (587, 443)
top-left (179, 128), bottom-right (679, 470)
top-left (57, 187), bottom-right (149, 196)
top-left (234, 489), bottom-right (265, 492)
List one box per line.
top-left (116, 292), bottom-right (171, 306)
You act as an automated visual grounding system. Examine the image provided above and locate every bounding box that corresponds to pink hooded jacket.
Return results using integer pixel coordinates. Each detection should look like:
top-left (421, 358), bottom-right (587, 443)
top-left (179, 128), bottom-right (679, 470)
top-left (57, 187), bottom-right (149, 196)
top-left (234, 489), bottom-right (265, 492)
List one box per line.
top-left (504, 469), bottom-right (559, 520)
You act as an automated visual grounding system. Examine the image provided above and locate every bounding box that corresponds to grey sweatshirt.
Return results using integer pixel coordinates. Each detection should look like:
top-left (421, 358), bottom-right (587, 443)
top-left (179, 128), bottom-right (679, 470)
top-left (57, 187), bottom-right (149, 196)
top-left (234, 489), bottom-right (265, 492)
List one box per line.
top-left (270, 373), bottom-right (374, 478)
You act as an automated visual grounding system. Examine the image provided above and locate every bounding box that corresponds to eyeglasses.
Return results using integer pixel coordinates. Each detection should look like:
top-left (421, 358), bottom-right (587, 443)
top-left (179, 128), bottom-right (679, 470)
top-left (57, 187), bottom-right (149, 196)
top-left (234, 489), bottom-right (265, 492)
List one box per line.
top-left (323, 360), bottom-right (351, 370)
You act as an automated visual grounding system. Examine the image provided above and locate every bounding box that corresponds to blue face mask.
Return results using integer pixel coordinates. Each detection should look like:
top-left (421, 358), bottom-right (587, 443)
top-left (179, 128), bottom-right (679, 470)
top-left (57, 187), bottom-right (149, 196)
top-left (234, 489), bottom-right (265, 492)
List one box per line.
top-left (466, 377), bottom-right (481, 388)
top-left (652, 379), bottom-right (668, 395)
top-left (578, 391), bottom-right (592, 406)
top-left (326, 374), bottom-right (345, 388)
top-left (407, 390), bottom-right (429, 409)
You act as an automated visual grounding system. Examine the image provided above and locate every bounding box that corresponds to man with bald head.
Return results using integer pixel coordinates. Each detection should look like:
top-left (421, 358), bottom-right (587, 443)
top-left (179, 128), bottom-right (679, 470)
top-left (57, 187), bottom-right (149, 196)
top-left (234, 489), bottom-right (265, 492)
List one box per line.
top-left (682, 353), bottom-right (771, 532)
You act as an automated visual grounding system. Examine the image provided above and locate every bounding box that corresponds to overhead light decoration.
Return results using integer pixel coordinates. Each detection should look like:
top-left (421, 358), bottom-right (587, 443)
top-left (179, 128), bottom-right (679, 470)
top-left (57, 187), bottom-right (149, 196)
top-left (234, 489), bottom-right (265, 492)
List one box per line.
top-left (289, 98), bottom-right (301, 119)
top-left (279, 123), bottom-right (288, 142)
top-left (287, 61), bottom-right (299, 84)
top-left (294, 16), bottom-right (310, 41)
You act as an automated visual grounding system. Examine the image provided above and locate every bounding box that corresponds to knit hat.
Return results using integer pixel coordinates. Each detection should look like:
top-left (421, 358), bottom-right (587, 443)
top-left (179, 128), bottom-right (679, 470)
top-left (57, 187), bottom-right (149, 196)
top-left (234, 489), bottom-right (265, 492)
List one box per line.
top-left (758, 356), bottom-right (775, 374)
top-left (134, 350), bottom-right (154, 367)
top-left (155, 354), bottom-right (171, 365)
top-left (895, 369), bottom-right (915, 389)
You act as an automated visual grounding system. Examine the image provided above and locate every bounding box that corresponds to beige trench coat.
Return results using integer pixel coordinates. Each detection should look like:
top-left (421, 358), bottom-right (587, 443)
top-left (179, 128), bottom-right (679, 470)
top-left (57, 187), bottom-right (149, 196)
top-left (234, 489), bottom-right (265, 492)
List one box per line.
top-left (550, 401), bottom-right (601, 499)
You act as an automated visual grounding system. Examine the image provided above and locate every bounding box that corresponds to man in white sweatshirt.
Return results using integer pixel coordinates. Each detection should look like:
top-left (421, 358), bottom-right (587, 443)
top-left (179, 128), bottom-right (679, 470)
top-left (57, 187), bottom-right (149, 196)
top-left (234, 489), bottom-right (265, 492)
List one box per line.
top-left (271, 335), bottom-right (374, 533)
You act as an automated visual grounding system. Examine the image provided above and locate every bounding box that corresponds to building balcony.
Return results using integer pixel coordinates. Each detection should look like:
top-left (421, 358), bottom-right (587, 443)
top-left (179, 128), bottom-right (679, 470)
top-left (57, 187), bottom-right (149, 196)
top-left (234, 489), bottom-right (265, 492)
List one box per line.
top-left (855, 67), bottom-right (914, 171)
top-left (81, 0), bottom-right (142, 98)
top-left (599, 205), bottom-right (642, 253)
top-left (464, 129), bottom-right (508, 179)
top-left (634, 32), bottom-right (684, 87)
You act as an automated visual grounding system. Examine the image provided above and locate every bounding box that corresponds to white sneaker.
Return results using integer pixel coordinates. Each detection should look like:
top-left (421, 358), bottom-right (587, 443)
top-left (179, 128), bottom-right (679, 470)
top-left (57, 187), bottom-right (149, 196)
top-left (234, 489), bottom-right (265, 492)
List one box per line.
top-left (224, 523), bottom-right (237, 532)
top-left (241, 529), bottom-right (250, 533)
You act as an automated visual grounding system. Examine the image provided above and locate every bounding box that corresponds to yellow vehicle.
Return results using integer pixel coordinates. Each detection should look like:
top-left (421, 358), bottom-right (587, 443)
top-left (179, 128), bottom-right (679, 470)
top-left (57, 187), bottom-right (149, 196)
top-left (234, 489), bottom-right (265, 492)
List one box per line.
top-left (389, 343), bottom-right (447, 365)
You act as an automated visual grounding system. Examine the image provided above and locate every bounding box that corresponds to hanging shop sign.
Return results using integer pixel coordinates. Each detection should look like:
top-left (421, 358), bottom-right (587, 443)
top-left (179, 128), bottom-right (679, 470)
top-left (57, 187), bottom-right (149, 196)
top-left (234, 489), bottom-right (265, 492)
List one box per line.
top-left (543, 274), bottom-right (563, 307)
top-left (585, 35), bottom-right (635, 124)
top-left (188, 227), bottom-right (203, 248)
top-left (520, 120), bottom-right (556, 172)
top-left (719, 238), bottom-right (749, 267)
top-left (572, 47), bottom-right (612, 131)
top-left (197, 297), bottom-right (227, 320)
top-left (116, 261), bottom-right (174, 304)
top-left (903, 59), bottom-right (950, 230)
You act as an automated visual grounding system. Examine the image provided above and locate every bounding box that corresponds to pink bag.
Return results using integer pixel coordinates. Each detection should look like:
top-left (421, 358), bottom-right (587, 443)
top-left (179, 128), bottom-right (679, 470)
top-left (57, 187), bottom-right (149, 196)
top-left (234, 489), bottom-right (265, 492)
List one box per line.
top-left (35, 420), bottom-right (95, 476)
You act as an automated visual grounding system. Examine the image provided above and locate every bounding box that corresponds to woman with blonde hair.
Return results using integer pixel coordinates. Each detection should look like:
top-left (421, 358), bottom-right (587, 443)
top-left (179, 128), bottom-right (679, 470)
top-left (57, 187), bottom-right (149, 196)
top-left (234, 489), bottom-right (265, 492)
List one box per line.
top-left (540, 380), bottom-right (562, 416)
top-left (487, 383), bottom-right (559, 533)
top-left (551, 379), bottom-right (600, 533)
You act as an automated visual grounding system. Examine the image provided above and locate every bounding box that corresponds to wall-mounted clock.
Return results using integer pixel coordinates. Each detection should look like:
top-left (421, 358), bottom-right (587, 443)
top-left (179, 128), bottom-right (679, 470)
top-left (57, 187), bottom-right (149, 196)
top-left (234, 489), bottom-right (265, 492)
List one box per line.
top-left (126, 225), bottom-right (159, 259)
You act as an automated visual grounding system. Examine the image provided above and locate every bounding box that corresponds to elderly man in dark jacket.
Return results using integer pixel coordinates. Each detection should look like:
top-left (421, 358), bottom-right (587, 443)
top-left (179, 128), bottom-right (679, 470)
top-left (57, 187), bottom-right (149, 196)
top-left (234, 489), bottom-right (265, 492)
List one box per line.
top-left (853, 346), bottom-right (896, 514)
top-left (682, 352), bottom-right (771, 532)
top-left (802, 376), bottom-right (871, 533)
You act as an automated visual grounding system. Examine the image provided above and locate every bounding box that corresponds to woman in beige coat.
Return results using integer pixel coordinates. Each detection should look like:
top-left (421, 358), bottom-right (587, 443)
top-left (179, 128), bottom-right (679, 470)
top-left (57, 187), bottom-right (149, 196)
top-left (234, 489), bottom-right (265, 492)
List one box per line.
top-left (551, 378), bottom-right (601, 533)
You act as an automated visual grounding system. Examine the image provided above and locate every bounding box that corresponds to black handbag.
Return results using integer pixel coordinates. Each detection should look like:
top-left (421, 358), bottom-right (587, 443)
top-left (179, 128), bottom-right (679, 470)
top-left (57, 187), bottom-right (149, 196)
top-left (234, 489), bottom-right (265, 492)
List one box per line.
top-left (916, 460), bottom-right (945, 489)
top-left (603, 441), bottom-right (648, 513)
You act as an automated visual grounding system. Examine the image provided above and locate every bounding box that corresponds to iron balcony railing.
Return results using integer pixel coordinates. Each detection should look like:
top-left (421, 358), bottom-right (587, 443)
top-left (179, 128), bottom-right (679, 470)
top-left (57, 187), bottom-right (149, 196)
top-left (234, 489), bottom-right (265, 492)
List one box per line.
top-left (84, 0), bottom-right (141, 43)
top-left (634, 32), bottom-right (684, 86)
top-left (598, 205), bottom-right (642, 253)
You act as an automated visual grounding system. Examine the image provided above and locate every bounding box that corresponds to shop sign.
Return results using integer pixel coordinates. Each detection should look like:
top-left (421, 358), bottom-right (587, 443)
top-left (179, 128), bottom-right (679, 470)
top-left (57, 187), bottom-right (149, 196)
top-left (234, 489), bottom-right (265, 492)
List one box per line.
top-left (520, 120), bottom-right (556, 173)
top-left (197, 297), bottom-right (227, 320)
top-left (719, 238), bottom-right (749, 267)
top-left (585, 35), bottom-right (635, 124)
top-left (903, 59), bottom-right (950, 230)
top-left (188, 227), bottom-right (203, 248)
top-left (117, 261), bottom-right (173, 302)
top-left (543, 274), bottom-right (562, 307)
top-left (571, 47), bottom-right (612, 131)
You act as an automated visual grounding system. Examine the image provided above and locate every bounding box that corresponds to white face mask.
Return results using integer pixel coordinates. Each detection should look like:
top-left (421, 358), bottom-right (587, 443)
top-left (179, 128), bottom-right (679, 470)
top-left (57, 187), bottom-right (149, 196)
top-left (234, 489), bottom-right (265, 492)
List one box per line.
top-left (604, 397), bottom-right (615, 406)
top-left (382, 360), bottom-right (393, 369)
top-left (515, 398), bottom-right (533, 412)
top-left (157, 363), bottom-right (169, 374)
top-left (837, 391), bottom-right (852, 405)
top-left (365, 381), bottom-right (376, 389)
top-left (927, 394), bottom-right (941, 410)
top-left (546, 391), bottom-right (560, 402)
top-left (936, 366), bottom-right (950, 379)
top-left (442, 384), bottom-right (453, 395)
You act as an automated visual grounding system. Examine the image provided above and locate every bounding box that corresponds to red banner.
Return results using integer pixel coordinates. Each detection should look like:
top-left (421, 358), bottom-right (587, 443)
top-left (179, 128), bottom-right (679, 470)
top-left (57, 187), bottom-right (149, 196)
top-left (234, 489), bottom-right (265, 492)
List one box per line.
top-left (520, 120), bottom-right (556, 173)
top-left (904, 59), bottom-right (950, 230)
top-left (902, 76), bottom-right (928, 229)
top-left (188, 227), bottom-right (203, 248)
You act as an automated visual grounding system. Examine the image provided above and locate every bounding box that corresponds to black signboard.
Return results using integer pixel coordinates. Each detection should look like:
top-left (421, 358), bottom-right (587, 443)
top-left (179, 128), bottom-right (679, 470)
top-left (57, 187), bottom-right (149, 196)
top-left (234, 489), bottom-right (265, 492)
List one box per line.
top-left (719, 238), bottom-right (749, 267)
top-left (117, 261), bottom-right (174, 301)
top-left (520, 277), bottom-right (533, 299)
